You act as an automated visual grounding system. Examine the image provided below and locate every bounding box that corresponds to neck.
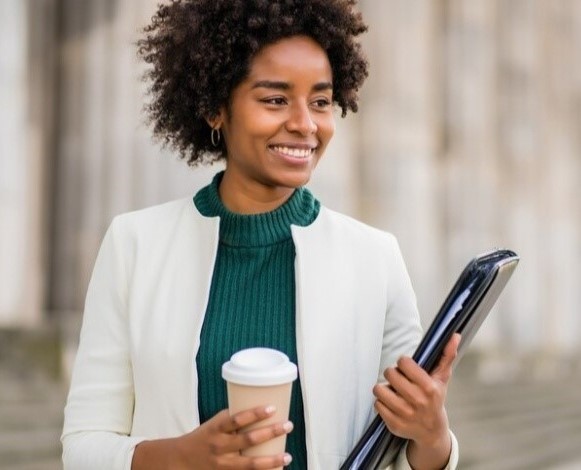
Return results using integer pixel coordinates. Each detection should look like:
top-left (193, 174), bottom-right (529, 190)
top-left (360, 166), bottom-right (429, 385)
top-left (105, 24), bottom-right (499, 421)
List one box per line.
top-left (219, 170), bottom-right (295, 214)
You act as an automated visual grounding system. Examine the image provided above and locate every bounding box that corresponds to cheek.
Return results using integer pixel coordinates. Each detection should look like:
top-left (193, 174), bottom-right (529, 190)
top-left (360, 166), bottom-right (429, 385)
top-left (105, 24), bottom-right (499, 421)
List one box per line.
top-left (319, 116), bottom-right (335, 146)
top-left (227, 108), bottom-right (277, 139)
top-left (226, 127), bottom-right (262, 155)
top-left (241, 119), bottom-right (283, 149)
top-left (243, 107), bottom-right (283, 131)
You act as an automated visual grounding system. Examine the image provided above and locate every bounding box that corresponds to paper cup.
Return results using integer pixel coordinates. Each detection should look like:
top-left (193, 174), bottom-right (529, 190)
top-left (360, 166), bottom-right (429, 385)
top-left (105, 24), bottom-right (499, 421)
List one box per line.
top-left (222, 348), bottom-right (297, 463)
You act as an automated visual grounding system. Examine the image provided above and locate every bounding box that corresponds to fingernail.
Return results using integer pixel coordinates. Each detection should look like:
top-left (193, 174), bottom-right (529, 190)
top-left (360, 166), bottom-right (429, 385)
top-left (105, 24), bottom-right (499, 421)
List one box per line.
top-left (283, 421), bottom-right (293, 432)
top-left (265, 405), bottom-right (276, 414)
top-left (283, 454), bottom-right (293, 465)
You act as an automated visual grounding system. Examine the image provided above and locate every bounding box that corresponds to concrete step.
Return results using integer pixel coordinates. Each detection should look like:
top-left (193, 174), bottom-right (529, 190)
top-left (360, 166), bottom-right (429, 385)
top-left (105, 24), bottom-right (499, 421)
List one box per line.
top-left (447, 375), bottom-right (581, 469)
top-left (1, 326), bottom-right (581, 470)
top-left (0, 366), bottom-right (65, 470)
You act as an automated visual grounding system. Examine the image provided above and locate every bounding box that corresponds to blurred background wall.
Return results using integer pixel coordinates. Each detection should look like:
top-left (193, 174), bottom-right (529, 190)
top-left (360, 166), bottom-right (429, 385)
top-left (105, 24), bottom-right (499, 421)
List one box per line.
top-left (1, 0), bottom-right (581, 468)
top-left (3, 0), bottom-right (579, 375)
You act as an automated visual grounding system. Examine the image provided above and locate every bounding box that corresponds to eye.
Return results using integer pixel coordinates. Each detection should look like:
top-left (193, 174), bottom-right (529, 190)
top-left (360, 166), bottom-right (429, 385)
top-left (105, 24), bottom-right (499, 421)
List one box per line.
top-left (311, 98), bottom-right (332, 110)
top-left (260, 97), bottom-right (287, 106)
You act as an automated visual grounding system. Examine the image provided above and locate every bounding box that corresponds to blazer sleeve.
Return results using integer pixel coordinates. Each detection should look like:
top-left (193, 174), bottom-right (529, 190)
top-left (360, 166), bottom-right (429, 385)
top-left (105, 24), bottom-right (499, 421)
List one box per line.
top-left (379, 236), bottom-right (423, 378)
top-left (388, 432), bottom-right (459, 470)
top-left (61, 217), bottom-right (146, 470)
top-left (379, 238), bottom-right (459, 470)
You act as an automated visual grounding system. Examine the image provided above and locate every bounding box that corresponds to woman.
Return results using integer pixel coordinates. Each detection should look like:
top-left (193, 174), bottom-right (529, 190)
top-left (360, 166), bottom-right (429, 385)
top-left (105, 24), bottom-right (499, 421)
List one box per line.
top-left (62, 1), bottom-right (460, 469)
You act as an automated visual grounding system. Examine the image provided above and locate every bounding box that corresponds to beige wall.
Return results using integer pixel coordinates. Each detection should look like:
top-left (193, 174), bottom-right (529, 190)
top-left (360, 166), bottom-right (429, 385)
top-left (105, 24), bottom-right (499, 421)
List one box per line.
top-left (0, 0), bottom-right (51, 327)
top-left (2, 0), bottom-right (580, 377)
top-left (357, 0), bottom-right (581, 376)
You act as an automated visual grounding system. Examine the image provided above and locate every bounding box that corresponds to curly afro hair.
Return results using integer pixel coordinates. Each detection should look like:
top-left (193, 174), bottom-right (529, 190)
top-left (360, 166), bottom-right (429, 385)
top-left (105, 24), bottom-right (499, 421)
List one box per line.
top-left (138, 0), bottom-right (369, 166)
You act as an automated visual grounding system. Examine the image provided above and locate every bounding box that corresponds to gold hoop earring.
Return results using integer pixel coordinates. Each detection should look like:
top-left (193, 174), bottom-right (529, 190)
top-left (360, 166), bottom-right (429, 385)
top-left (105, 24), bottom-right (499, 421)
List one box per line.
top-left (211, 127), bottom-right (221, 147)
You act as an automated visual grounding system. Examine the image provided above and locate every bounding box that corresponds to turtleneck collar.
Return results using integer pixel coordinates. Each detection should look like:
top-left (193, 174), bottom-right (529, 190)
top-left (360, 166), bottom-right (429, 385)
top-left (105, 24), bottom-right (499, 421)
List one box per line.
top-left (194, 171), bottom-right (320, 247)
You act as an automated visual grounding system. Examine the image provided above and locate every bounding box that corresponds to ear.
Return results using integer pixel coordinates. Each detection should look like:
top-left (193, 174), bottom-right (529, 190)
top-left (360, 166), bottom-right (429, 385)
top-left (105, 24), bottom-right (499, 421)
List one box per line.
top-left (205, 117), bottom-right (219, 130)
top-left (205, 108), bottom-right (226, 130)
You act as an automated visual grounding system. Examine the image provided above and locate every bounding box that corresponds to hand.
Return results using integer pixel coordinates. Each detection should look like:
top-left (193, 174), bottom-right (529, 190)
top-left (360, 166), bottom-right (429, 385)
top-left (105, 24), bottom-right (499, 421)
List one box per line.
top-left (373, 333), bottom-right (460, 469)
top-left (172, 406), bottom-right (293, 469)
top-left (133, 406), bottom-right (293, 470)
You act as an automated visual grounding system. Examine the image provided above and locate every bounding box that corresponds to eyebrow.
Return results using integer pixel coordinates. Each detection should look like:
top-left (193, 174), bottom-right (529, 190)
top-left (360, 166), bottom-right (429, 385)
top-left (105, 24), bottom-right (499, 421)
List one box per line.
top-left (251, 80), bottom-right (333, 91)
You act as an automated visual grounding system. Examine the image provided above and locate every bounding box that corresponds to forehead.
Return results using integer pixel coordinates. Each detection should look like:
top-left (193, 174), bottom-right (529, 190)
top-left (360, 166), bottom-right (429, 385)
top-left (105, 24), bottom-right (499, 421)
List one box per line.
top-left (246, 36), bottom-right (332, 82)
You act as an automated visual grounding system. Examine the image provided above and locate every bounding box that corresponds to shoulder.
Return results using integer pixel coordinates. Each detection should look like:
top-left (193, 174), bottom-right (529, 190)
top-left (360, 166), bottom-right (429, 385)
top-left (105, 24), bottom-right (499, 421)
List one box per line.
top-left (292, 205), bottom-right (405, 272)
top-left (104, 196), bottom-right (217, 253)
top-left (111, 197), bottom-right (196, 230)
top-left (108, 196), bottom-right (214, 235)
top-left (97, 197), bottom-right (218, 279)
top-left (311, 206), bottom-right (398, 251)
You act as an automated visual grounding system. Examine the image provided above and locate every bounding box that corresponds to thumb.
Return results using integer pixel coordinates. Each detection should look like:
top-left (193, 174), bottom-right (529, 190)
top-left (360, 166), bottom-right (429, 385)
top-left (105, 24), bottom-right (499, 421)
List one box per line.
top-left (431, 333), bottom-right (461, 384)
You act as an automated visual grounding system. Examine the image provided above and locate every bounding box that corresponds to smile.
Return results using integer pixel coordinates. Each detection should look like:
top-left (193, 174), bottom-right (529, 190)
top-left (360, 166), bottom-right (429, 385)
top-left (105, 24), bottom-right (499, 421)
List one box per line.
top-left (270, 145), bottom-right (315, 159)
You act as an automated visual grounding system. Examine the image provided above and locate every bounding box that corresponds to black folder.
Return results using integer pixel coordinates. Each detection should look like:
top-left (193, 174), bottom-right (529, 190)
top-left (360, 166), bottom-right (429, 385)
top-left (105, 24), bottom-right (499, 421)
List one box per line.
top-left (340, 249), bottom-right (520, 470)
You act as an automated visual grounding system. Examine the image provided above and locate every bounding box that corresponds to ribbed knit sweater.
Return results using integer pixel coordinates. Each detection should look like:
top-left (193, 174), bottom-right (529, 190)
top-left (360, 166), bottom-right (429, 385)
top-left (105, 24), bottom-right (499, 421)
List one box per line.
top-left (194, 172), bottom-right (320, 468)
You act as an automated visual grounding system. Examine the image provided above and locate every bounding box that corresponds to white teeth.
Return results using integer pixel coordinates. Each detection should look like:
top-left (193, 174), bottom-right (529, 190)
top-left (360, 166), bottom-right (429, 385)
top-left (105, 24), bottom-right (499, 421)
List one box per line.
top-left (272, 146), bottom-right (313, 158)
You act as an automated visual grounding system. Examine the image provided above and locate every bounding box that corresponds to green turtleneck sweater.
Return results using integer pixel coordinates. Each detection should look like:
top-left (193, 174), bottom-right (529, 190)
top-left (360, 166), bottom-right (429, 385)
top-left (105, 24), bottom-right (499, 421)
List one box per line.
top-left (194, 172), bottom-right (320, 468)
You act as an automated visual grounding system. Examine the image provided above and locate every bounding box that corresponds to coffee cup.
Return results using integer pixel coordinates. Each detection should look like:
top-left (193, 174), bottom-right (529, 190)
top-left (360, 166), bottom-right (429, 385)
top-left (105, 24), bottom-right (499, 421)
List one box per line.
top-left (222, 348), bottom-right (297, 462)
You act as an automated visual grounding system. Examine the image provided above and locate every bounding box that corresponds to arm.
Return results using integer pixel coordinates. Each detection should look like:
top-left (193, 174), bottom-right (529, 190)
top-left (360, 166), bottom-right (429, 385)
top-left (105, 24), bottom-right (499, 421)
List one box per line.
top-left (61, 218), bottom-right (144, 470)
top-left (376, 238), bottom-right (459, 470)
top-left (131, 408), bottom-right (293, 469)
top-left (390, 433), bottom-right (459, 470)
top-left (61, 219), bottom-right (293, 469)
top-left (375, 334), bottom-right (461, 470)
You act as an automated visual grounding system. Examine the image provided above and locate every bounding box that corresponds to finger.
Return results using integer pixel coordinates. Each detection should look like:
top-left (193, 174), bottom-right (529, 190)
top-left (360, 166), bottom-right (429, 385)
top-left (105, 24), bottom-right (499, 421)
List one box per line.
top-left (231, 420), bottom-right (293, 453)
top-left (373, 383), bottom-right (414, 421)
top-left (431, 333), bottom-right (461, 383)
top-left (208, 420), bottom-right (292, 455)
top-left (392, 358), bottom-right (446, 407)
top-left (225, 453), bottom-right (292, 469)
top-left (218, 406), bottom-right (277, 433)
top-left (394, 356), bottom-right (432, 389)
top-left (383, 366), bottom-right (424, 406)
top-left (374, 398), bottom-right (409, 439)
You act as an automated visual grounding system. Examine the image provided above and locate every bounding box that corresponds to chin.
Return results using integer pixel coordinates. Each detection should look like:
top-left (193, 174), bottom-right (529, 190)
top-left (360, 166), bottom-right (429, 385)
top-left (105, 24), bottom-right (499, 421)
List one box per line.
top-left (274, 172), bottom-right (313, 189)
top-left (276, 165), bottom-right (318, 188)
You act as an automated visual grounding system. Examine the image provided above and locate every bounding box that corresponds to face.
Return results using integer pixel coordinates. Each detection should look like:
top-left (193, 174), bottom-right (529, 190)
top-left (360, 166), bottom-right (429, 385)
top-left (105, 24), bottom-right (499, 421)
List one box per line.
top-left (215, 35), bottom-right (335, 199)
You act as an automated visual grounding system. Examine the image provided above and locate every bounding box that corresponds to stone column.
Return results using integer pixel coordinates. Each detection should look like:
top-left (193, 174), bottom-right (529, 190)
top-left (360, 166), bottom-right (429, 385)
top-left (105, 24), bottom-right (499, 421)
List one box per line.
top-left (0, 0), bottom-right (29, 326)
top-left (50, 0), bottom-right (221, 317)
top-left (497, 0), bottom-right (547, 366)
top-left (359, 0), bottom-right (446, 324)
top-left (441, 1), bottom-right (509, 368)
top-left (0, 0), bottom-right (56, 327)
top-left (534, 0), bottom-right (581, 366)
top-left (496, 0), bottom-right (581, 375)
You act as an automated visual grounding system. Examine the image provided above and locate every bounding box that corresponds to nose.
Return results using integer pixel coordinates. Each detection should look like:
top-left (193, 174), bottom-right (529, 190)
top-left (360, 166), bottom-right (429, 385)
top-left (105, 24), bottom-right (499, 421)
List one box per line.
top-left (286, 101), bottom-right (317, 135)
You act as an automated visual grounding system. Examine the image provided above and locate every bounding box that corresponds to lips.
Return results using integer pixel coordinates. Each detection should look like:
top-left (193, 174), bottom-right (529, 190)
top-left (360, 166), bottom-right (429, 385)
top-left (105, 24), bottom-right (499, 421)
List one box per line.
top-left (269, 145), bottom-right (316, 159)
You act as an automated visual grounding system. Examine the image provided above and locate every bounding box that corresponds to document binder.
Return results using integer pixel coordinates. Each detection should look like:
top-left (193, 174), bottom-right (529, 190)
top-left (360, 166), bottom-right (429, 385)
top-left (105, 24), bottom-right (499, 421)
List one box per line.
top-left (340, 249), bottom-right (519, 470)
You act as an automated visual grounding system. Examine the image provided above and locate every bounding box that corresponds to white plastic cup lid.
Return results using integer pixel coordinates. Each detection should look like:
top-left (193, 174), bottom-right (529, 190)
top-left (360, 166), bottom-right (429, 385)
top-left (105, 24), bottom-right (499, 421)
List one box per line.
top-left (222, 348), bottom-right (298, 386)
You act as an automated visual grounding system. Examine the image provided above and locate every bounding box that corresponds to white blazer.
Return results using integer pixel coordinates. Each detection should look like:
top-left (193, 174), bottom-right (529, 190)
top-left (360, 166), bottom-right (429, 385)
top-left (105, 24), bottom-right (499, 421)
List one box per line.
top-left (62, 196), bottom-right (458, 469)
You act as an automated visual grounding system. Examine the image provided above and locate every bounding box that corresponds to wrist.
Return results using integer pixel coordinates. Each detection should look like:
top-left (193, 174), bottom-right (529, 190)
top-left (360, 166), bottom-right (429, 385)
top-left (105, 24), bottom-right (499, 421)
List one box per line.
top-left (407, 431), bottom-right (452, 470)
top-left (167, 436), bottom-right (186, 469)
top-left (132, 437), bottom-right (180, 470)
top-left (417, 428), bottom-right (451, 451)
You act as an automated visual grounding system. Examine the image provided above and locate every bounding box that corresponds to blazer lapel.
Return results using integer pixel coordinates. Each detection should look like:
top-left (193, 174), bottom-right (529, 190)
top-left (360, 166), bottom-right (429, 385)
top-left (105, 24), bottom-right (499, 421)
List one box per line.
top-left (292, 211), bottom-right (360, 467)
